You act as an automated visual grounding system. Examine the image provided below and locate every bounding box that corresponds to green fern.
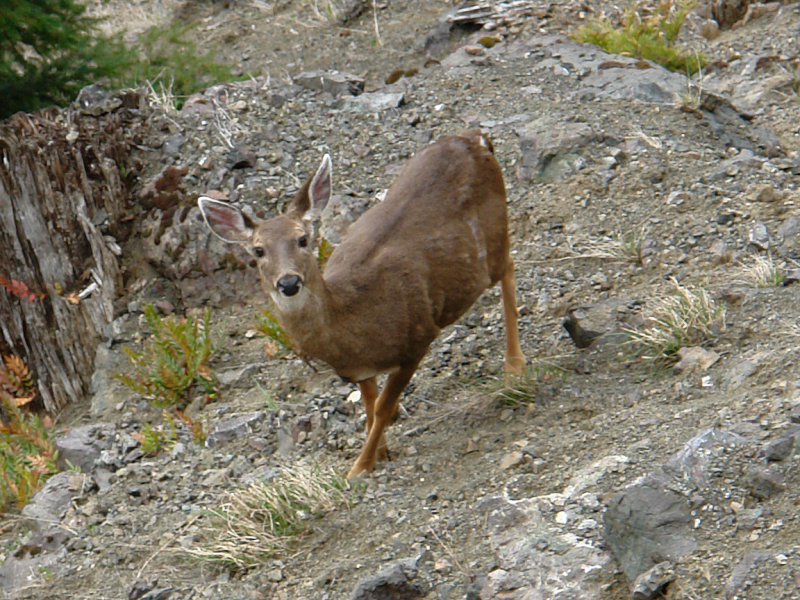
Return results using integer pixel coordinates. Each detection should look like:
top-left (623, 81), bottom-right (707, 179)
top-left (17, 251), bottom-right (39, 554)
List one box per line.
top-left (115, 304), bottom-right (217, 408)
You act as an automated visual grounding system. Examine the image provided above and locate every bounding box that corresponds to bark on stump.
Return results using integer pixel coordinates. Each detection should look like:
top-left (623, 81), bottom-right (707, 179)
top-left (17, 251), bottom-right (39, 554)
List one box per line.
top-left (0, 95), bottom-right (147, 413)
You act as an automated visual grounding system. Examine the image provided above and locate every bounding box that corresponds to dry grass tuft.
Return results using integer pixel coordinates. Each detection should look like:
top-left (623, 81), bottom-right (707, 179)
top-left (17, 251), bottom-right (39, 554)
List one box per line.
top-left (186, 461), bottom-right (352, 567)
top-left (737, 254), bottom-right (785, 288)
top-left (625, 278), bottom-right (725, 362)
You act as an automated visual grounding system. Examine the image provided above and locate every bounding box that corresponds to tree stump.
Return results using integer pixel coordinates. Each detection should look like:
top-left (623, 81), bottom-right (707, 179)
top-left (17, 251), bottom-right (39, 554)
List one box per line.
top-left (0, 93), bottom-right (148, 413)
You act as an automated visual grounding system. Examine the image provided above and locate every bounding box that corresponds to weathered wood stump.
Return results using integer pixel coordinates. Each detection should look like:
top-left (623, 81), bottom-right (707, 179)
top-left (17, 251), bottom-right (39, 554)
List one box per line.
top-left (0, 92), bottom-right (148, 413)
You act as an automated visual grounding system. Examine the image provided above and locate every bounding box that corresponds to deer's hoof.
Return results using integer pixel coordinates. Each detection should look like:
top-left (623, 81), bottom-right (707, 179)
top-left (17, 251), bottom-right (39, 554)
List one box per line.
top-left (346, 459), bottom-right (374, 479)
top-left (505, 355), bottom-right (526, 374)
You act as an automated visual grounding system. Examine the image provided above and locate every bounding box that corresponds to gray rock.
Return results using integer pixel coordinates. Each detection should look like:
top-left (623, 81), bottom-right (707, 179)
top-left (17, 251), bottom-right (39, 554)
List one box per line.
top-left (723, 353), bottom-right (767, 390)
top-left (294, 70), bottom-right (364, 96)
top-left (724, 550), bottom-right (773, 600)
top-left (74, 84), bottom-right (122, 115)
top-left (0, 530), bottom-right (70, 591)
top-left (516, 120), bottom-right (597, 182)
top-left (216, 364), bottom-right (261, 388)
top-left (21, 472), bottom-right (91, 532)
top-left (603, 472), bottom-right (696, 582)
top-left (161, 134), bottom-right (185, 158)
top-left (705, 149), bottom-right (763, 183)
top-left (205, 412), bottom-right (265, 447)
top-left (349, 556), bottom-right (423, 600)
top-left (743, 465), bottom-right (786, 500)
top-left (776, 216), bottom-right (800, 259)
top-left (748, 221), bottom-right (771, 250)
top-left (783, 269), bottom-right (800, 285)
top-left (54, 422), bottom-right (115, 472)
top-left (761, 435), bottom-right (794, 462)
top-left (631, 561), bottom-right (675, 600)
top-left (344, 91), bottom-right (405, 112)
top-left (664, 429), bottom-right (747, 488)
top-left (475, 495), bottom-right (611, 600)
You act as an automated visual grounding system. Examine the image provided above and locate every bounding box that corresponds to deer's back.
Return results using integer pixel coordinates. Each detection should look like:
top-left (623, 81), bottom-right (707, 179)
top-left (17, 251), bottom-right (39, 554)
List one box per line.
top-left (323, 131), bottom-right (510, 336)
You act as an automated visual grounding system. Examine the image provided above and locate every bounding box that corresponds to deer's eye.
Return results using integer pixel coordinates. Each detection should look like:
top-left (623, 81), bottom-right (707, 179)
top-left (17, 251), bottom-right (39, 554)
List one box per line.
top-left (298, 235), bottom-right (308, 248)
top-left (254, 246), bottom-right (265, 258)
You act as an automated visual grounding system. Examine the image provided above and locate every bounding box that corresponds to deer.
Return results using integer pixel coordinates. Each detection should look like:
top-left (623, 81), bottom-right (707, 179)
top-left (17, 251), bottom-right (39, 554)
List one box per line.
top-left (198, 129), bottom-right (526, 478)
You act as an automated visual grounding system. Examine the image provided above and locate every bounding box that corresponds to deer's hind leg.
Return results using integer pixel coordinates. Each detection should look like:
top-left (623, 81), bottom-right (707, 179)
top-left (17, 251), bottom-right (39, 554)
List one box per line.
top-left (500, 257), bottom-right (526, 374)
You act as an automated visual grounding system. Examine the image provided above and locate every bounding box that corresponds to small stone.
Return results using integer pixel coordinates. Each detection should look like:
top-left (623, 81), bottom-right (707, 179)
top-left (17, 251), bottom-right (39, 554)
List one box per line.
top-left (783, 269), bottom-right (800, 286)
top-left (761, 436), bottom-right (794, 462)
top-left (349, 557), bottom-right (422, 600)
top-left (748, 221), bottom-right (770, 250)
top-left (206, 412), bottom-right (265, 447)
top-left (632, 561), bottom-right (675, 600)
top-left (499, 451), bottom-right (524, 470)
top-left (743, 465), bottom-right (786, 500)
top-left (750, 184), bottom-right (783, 203)
top-left (716, 213), bottom-right (735, 225)
top-left (230, 146), bottom-right (256, 169)
top-left (674, 347), bottom-right (720, 373)
top-left (344, 91), bottom-right (405, 113)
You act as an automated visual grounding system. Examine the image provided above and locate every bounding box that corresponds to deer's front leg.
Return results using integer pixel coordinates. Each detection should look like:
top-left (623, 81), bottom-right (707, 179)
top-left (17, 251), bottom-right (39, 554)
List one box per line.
top-left (358, 378), bottom-right (387, 461)
top-left (348, 364), bottom-right (417, 478)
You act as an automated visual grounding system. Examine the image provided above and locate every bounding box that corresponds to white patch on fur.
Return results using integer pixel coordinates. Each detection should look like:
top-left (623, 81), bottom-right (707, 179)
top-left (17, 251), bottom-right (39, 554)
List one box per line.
top-left (269, 286), bottom-right (310, 313)
top-left (468, 216), bottom-right (488, 263)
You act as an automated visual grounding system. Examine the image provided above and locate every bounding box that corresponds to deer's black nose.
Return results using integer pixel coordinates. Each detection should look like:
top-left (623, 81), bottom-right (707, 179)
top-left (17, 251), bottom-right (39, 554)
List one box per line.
top-left (276, 274), bottom-right (302, 297)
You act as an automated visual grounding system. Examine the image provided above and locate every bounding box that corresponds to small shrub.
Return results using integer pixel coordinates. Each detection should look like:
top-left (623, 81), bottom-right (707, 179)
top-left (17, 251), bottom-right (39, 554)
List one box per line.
top-left (133, 421), bottom-right (173, 456)
top-left (571, 0), bottom-right (706, 75)
top-left (625, 278), bottom-right (725, 362)
top-left (188, 462), bottom-right (352, 567)
top-left (0, 355), bottom-right (58, 509)
top-left (115, 304), bottom-right (217, 408)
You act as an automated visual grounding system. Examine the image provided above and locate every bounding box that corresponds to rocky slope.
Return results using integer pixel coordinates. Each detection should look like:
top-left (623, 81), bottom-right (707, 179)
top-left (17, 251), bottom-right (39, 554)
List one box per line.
top-left (2, 1), bottom-right (800, 599)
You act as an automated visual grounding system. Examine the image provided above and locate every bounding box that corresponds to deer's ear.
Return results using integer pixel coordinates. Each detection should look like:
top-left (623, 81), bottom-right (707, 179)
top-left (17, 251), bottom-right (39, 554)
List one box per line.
top-left (198, 197), bottom-right (255, 243)
top-left (309, 154), bottom-right (332, 214)
top-left (289, 154), bottom-right (332, 219)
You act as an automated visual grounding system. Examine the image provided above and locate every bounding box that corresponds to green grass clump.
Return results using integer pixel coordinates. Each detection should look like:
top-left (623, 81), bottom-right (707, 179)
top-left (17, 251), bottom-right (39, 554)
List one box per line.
top-left (121, 22), bottom-right (238, 109)
top-left (625, 278), bottom-right (725, 362)
top-left (571, 0), bottom-right (706, 75)
top-left (116, 304), bottom-right (217, 408)
top-left (492, 363), bottom-right (567, 406)
top-left (188, 462), bottom-right (352, 567)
